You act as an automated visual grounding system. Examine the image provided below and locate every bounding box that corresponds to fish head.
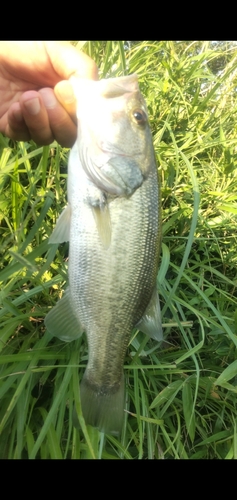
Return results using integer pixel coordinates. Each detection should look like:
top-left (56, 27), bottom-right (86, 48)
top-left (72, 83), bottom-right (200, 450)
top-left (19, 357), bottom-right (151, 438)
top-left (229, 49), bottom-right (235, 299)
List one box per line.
top-left (70, 74), bottom-right (156, 196)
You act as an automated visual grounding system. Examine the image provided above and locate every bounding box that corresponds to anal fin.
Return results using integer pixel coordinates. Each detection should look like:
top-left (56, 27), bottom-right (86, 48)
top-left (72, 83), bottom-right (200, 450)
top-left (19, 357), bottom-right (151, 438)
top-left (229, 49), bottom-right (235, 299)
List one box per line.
top-left (136, 288), bottom-right (163, 341)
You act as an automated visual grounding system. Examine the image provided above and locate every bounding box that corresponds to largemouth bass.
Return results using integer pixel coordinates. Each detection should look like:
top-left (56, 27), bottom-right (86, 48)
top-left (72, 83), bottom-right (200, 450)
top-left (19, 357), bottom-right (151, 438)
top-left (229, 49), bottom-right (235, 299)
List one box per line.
top-left (45, 73), bottom-right (162, 435)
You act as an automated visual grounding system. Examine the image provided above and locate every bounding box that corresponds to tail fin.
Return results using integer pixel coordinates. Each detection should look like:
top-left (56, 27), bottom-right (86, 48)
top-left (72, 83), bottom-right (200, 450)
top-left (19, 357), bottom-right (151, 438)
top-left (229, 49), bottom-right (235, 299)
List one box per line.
top-left (79, 374), bottom-right (125, 435)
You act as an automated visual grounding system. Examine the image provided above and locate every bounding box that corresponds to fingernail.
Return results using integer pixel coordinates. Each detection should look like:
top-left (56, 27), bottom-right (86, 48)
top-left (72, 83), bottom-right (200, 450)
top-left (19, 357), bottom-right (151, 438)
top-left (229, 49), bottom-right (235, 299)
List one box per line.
top-left (24, 97), bottom-right (40, 115)
top-left (40, 89), bottom-right (57, 109)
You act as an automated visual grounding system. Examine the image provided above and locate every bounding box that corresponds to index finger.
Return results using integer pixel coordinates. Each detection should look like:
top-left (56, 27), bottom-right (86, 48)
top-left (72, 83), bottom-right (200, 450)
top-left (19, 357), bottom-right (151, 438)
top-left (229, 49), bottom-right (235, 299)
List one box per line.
top-left (44, 41), bottom-right (98, 81)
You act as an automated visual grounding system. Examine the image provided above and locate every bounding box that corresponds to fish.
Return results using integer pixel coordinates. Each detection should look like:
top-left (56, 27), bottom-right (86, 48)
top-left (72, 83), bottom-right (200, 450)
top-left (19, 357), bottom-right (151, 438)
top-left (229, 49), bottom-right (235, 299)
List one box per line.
top-left (45, 73), bottom-right (163, 435)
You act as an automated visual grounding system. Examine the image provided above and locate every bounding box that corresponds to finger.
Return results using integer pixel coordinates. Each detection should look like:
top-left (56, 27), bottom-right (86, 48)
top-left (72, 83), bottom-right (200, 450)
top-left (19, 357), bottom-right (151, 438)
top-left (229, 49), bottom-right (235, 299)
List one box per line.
top-left (6, 102), bottom-right (31, 142)
top-left (44, 41), bottom-right (99, 81)
top-left (6, 88), bottom-right (76, 147)
top-left (20, 91), bottom-right (54, 145)
top-left (39, 88), bottom-right (77, 147)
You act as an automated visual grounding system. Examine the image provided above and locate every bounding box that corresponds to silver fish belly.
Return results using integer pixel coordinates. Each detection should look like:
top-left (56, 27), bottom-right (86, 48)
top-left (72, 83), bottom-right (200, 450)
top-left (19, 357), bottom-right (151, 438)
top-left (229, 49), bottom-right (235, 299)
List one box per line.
top-left (45, 73), bottom-right (162, 435)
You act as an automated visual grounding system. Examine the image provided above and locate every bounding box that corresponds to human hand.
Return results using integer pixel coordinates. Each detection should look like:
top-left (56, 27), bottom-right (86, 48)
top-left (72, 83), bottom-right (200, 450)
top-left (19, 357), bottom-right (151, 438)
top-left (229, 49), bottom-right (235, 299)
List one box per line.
top-left (0, 41), bottom-right (98, 147)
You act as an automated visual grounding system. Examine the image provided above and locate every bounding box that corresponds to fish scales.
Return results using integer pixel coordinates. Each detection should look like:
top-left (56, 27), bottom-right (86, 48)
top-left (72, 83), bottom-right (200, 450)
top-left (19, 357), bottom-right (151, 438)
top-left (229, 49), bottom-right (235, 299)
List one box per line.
top-left (70, 169), bottom-right (159, 378)
top-left (45, 73), bottom-right (162, 435)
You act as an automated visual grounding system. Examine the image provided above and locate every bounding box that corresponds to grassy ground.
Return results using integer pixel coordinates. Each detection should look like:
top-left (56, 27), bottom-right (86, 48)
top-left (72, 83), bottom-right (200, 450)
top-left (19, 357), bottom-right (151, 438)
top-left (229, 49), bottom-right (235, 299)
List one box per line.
top-left (0, 41), bottom-right (237, 459)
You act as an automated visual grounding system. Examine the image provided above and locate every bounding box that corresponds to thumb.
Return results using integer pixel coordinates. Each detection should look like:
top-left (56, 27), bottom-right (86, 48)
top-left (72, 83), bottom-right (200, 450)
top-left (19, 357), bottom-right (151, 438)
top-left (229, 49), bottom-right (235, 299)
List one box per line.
top-left (54, 80), bottom-right (77, 118)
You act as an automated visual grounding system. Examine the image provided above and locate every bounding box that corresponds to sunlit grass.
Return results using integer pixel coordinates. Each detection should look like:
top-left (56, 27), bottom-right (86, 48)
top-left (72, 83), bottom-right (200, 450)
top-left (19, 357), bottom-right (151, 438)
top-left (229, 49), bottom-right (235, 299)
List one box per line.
top-left (0, 41), bottom-right (237, 458)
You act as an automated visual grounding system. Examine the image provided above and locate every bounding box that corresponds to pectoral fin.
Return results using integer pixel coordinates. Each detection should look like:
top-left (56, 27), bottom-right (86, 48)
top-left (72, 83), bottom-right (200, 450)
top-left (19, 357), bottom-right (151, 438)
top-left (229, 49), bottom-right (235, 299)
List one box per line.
top-left (92, 204), bottom-right (111, 250)
top-left (136, 288), bottom-right (163, 341)
top-left (45, 288), bottom-right (84, 342)
top-left (49, 205), bottom-right (71, 244)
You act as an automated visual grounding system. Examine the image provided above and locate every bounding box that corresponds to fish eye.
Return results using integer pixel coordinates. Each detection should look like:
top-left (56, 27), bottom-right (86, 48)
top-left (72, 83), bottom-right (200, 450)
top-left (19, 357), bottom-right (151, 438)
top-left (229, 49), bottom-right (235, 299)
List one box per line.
top-left (133, 109), bottom-right (147, 125)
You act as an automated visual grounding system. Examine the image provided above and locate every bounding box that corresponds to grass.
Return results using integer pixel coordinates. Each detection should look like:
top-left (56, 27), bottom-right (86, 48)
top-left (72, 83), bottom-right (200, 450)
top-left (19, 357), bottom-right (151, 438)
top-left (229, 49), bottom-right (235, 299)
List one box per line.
top-left (0, 40), bottom-right (237, 459)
